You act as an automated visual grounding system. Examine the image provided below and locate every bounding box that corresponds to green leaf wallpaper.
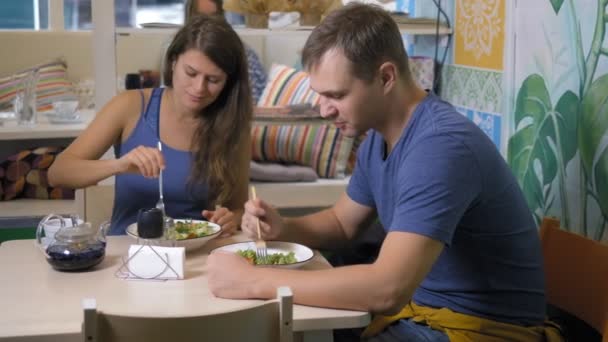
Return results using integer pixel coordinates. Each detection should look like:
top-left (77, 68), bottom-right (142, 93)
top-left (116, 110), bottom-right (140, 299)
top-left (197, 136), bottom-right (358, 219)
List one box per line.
top-left (510, 0), bottom-right (608, 240)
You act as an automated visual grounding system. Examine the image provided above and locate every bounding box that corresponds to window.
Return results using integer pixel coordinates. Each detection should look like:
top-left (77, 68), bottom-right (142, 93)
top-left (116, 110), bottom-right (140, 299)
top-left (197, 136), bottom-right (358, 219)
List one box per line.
top-left (64, 0), bottom-right (185, 30)
top-left (0, 0), bottom-right (184, 30)
top-left (0, 1), bottom-right (48, 29)
top-left (0, 0), bottom-right (410, 31)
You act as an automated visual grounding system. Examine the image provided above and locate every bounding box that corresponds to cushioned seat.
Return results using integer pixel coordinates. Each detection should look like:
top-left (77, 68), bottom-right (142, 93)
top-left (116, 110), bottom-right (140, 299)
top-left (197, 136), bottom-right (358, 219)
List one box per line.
top-left (540, 217), bottom-right (608, 341)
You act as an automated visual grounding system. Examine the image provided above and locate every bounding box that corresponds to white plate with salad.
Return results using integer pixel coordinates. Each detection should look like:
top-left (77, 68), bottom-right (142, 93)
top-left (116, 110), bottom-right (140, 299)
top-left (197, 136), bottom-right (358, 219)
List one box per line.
top-left (126, 219), bottom-right (221, 251)
top-left (211, 241), bottom-right (314, 269)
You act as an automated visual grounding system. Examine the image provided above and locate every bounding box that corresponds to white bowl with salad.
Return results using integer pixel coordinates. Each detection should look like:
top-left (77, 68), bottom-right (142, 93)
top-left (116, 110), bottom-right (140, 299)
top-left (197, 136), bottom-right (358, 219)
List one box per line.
top-left (211, 241), bottom-right (314, 269)
top-left (126, 219), bottom-right (221, 251)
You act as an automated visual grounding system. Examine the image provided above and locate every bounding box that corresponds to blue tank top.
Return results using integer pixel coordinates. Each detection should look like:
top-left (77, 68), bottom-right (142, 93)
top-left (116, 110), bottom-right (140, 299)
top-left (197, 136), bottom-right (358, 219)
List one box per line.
top-left (110, 88), bottom-right (209, 235)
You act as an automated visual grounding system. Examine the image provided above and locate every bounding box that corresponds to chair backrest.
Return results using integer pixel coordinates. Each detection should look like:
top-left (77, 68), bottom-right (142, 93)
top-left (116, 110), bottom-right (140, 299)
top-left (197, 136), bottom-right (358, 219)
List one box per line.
top-left (540, 217), bottom-right (608, 340)
top-left (83, 287), bottom-right (293, 342)
top-left (75, 184), bottom-right (114, 231)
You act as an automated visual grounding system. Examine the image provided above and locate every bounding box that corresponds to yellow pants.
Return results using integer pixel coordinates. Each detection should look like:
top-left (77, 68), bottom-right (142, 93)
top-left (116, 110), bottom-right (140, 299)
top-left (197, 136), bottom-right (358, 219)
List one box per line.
top-left (362, 302), bottom-right (564, 342)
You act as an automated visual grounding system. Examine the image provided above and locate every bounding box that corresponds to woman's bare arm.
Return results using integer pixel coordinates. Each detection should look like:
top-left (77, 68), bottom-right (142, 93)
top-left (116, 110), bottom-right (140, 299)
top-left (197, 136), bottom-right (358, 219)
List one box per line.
top-left (48, 91), bottom-right (142, 188)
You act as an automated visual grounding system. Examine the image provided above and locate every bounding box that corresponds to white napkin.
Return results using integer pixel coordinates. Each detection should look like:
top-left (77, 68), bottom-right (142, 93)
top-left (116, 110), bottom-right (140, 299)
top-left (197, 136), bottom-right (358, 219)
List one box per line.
top-left (127, 245), bottom-right (185, 280)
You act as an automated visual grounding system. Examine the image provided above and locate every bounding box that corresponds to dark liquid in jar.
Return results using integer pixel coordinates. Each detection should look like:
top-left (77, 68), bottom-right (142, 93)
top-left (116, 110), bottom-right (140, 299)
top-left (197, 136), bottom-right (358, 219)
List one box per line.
top-left (46, 241), bottom-right (106, 271)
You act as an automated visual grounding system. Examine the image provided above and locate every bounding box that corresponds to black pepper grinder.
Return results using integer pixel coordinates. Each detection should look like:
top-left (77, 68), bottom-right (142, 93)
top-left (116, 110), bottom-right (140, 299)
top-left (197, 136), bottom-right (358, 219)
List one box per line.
top-left (136, 208), bottom-right (164, 239)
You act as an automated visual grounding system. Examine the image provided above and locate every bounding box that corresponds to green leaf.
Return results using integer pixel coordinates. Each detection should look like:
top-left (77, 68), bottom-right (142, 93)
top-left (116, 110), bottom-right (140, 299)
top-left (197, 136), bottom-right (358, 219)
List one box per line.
top-left (509, 75), bottom-right (553, 214)
top-left (512, 75), bottom-right (551, 129)
top-left (554, 91), bottom-right (579, 163)
top-left (580, 75), bottom-right (608, 217)
top-left (595, 151), bottom-right (608, 218)
top-left (508, 74), bottom-right (579, 216)
top-left (549, 0), bottom-right (564, 14)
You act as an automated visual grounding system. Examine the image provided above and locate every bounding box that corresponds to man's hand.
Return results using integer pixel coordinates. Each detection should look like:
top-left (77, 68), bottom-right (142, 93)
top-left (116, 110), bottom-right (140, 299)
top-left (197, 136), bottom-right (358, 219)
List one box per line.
top-left (241, 198), bottom-right (284, 240)
top-left (207, 251), bottom-right (258, 299)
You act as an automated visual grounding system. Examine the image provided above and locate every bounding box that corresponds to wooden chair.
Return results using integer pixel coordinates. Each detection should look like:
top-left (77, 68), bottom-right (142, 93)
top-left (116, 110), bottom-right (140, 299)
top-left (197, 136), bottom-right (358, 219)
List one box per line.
top-left (75, 184), bottom-right (114, 231)
top-left (540, 217), bottom-right (608, 341)
top-left (82, 287), bottom-right (293, 342)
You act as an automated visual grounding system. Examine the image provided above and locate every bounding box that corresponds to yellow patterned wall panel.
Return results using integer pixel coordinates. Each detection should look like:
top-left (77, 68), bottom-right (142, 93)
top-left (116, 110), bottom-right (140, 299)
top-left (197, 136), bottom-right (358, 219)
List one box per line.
top-left (455, 0), bottom-right (505, 70)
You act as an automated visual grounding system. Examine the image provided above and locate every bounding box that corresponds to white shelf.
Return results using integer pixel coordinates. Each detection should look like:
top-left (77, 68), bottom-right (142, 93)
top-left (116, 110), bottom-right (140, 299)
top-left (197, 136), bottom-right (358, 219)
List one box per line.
top-left (0, 110), bottom-right (95, 141)
top-left (237, 24), bottom-right (451, 36)
top-left (0, 198), bottom-right (76, 218)
top-left (253, 177), bottom-right (348, 209)
top-left (123, 23), bottom-right (452, 36)
top-left (0, 177), bottom-right (347, 223)
top-left (397, 23), bottom-right (452, 35)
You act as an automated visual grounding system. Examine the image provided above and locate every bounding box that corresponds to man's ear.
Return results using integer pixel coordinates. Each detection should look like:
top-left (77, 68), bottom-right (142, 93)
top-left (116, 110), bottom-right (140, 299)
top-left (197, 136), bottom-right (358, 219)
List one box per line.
top-left (378, 62), bottom-right (397, 94)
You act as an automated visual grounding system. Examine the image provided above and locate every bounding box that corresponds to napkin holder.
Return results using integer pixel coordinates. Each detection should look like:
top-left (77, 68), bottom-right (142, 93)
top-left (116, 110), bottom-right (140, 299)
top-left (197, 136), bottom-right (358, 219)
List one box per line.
top-left (115, 244), bottom-right (185, 280)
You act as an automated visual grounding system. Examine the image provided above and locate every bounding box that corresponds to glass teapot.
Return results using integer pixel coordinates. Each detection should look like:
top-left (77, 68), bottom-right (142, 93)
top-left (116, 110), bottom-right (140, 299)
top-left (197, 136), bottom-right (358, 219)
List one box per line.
top-left (36, 214), bottom-right (109, 271)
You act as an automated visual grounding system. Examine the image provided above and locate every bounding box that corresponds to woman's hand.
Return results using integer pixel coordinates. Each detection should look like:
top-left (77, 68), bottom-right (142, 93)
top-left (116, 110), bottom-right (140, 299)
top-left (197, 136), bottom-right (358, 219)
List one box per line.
top-left (117, 145), bottom-right (165, 178)
top-left (241, 198), bottom-right (284, 240)
top-left (203, 206), bottom-right (238, 237)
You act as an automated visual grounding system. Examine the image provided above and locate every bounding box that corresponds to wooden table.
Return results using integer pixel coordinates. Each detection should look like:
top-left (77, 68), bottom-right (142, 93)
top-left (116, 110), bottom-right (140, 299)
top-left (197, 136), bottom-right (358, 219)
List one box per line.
top-left (0, 234), bottom-right (370, 342)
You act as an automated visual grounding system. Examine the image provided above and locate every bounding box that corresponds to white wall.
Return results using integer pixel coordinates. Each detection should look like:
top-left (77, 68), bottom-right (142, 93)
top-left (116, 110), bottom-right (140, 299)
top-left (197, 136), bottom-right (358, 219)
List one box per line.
top-left (0, 29), bottom-right (309, 82)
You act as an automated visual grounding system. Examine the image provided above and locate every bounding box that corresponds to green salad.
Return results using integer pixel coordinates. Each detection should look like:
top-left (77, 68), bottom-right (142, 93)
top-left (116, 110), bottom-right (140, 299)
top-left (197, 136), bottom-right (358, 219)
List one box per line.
top-left (237, 249), bottom-right (297, 265)
top-left (168, 221), bottom-right (214, 240)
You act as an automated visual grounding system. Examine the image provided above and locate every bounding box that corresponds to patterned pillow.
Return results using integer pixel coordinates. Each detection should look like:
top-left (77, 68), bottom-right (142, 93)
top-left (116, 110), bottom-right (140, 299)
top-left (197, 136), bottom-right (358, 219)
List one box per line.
top-left (0, 59), bottom-right (78, 112)
top-left (346, 132), bottom-right (368, 174)
top-left (245, 45), bottom-right (267, 104)
top-left (252, 118), bottom-right (353, 178)
top-left (409, 56), bottom-right (435, 90)
top-left (0, 147), bottom-right (74, 201)
top-left (0, 150), bottom-right (31, 201)
top-left (257, 64), bottom-right (320, 107)
top-left (254, 103), bottom-right (321, 120)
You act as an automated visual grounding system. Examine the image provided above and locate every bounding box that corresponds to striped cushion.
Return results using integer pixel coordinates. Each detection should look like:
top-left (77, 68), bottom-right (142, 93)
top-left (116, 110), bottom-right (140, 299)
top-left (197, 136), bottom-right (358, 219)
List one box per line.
top-left (252, 119), bottom-right (354, 178)
top-left (257, 64), bottom-right (320, 107)
top-left (347, 132), bottom-right (368, 174)
top-left (0, 60), bottom-right (78, 112)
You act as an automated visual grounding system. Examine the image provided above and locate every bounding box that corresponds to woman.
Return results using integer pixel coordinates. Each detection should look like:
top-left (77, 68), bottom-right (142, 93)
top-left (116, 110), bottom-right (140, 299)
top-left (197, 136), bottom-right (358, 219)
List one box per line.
top-left (48, 15), bottom-right (252, 235)
top-left (184, 0), bottom-right (267, 103)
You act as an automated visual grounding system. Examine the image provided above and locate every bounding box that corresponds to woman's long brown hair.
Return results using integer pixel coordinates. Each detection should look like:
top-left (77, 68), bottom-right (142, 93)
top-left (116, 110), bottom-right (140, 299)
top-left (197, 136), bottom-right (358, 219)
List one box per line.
top-left (163, 15), bottom-right (252, 207)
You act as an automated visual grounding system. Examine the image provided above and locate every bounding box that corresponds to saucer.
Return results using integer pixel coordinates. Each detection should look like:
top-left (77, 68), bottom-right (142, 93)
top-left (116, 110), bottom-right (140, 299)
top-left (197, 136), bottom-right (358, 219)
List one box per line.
top-left (0, 111), bottom-right (16, 120)
top-left (44, 111), bottom-right (82, 124)
top-left (49, 116), bottom-right (83, 124)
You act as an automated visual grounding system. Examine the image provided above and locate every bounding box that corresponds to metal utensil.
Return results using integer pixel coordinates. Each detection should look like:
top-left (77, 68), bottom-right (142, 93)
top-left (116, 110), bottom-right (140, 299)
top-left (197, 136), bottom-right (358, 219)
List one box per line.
top-left (156, 141), bottom-right (165, 215)
top-left (156, 141), bottom-right (175, 241)
top-left (250, 186), bottom-right (267, 263)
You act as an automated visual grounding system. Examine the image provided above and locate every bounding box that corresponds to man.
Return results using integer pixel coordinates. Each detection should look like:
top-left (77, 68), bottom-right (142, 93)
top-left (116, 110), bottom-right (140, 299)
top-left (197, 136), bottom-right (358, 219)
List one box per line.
top-left (208, 3), bottom-right (558, 341)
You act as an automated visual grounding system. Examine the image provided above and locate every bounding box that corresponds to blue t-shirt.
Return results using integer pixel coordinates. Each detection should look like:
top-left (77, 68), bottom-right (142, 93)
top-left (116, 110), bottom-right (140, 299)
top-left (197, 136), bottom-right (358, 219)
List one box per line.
top-left (110, 88), bottom-right (209, 235)
top-left (347, 93), bottom-right (545, 326)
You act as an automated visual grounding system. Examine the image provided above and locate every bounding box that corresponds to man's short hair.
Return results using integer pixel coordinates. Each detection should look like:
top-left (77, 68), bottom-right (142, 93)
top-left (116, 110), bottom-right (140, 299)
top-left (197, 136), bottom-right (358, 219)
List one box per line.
top-left (301, 3), bottom-right (410, 82)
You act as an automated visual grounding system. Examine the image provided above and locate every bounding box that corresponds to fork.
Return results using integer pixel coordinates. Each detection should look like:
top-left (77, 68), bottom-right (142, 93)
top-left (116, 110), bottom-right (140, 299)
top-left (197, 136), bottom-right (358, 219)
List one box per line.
top-left (250, 186), bottom-right (267, 264)
top-left (156, 141), bottom-right (174, 237)
top-left (156, 141), bottom-right (165, 216)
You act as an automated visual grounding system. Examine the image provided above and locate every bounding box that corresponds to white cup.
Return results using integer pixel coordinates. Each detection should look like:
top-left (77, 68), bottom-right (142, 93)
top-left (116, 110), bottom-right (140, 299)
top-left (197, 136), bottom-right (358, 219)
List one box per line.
top-left (52, 100), bottom-right (79, 118)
